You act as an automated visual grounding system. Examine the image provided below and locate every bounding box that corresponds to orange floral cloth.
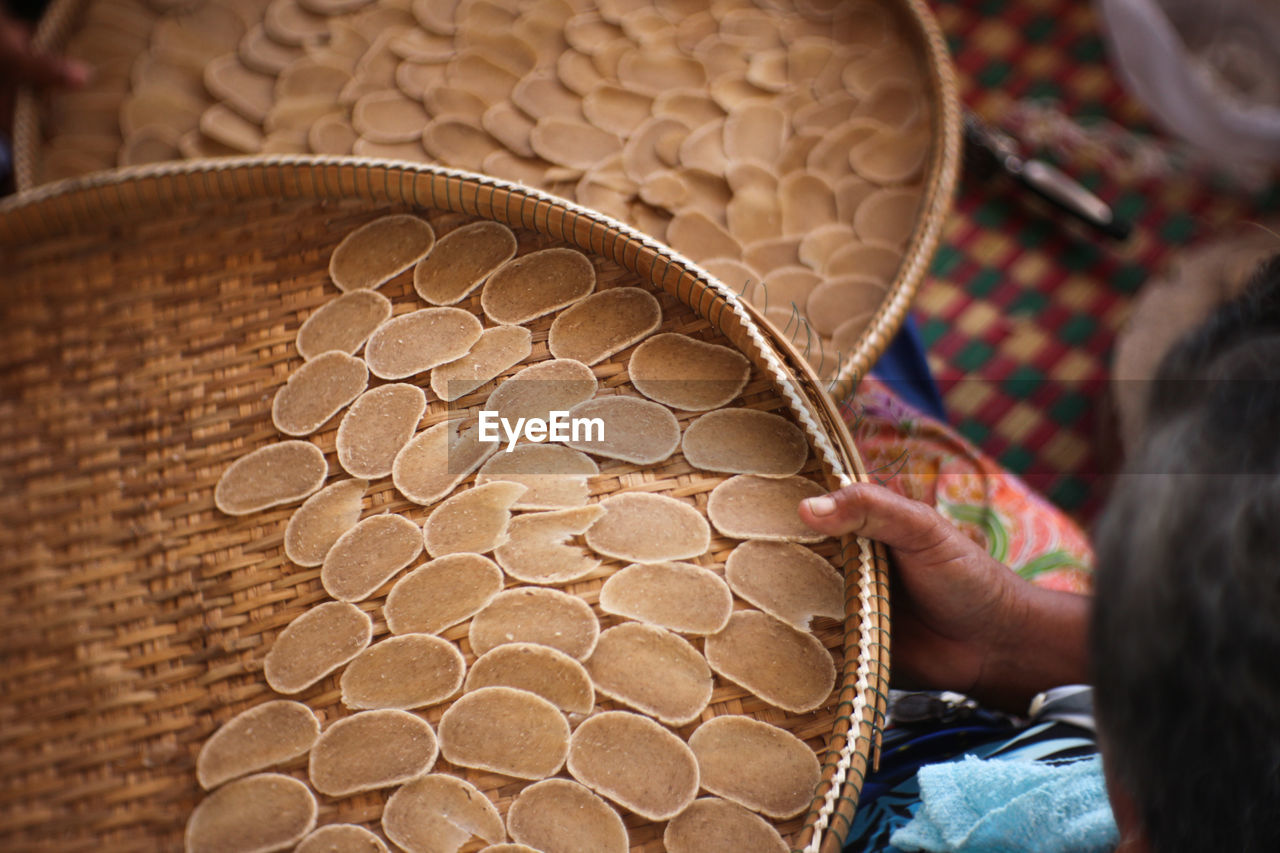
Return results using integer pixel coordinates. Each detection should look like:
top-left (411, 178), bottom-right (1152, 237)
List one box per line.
top-left (846, 377), bottom-right (1094, 593)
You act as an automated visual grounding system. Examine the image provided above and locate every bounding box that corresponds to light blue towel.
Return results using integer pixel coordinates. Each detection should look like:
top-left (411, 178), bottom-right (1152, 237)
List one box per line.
top-left (889, 754), bottom-right (1119, 852)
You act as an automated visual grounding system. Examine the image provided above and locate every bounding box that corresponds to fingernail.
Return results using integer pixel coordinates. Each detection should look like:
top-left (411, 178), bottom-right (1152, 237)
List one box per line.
top-left (64, 59), bottom-right (92, 86)
top-left (804, 496), bottom-right (837, 517)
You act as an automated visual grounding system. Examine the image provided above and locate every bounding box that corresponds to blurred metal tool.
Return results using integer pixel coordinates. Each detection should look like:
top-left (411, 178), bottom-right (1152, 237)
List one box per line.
top-left (963, 111), bottom-right (1131, 241)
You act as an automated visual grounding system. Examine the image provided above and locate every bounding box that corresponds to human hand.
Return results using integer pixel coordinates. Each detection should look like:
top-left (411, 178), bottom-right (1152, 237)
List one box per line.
top-left (0, 11), bottom-right (90, 133)
top-left (800, 483), bottom-right (1090, 711)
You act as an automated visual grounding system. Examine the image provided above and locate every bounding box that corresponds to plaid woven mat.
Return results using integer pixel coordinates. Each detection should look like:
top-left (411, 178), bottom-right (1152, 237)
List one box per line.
top-left (920, 0), bottom-right (1280, 522)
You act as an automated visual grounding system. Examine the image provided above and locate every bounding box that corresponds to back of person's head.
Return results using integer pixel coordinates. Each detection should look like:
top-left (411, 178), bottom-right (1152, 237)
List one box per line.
top-left (1092, 253), bottom-right (1280, 852)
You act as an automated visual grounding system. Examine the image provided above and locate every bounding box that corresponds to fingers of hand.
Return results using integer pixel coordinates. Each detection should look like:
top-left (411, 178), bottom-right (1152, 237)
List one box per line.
top-left (799, 483), bottom-right (952, 554)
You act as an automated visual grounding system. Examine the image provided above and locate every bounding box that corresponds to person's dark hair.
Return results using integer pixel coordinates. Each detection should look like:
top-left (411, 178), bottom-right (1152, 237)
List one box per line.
top-left (1092, 253), bottom-right (1280, 851)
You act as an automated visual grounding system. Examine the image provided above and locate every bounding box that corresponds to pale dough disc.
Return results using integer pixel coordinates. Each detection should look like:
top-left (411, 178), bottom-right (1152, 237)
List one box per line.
top-left (804, 276), bottom-right (889, 338)
top-left (585, 492), bottom-right (710, 562)
top-left (511, 71), bottom-right (585, 121)
top-left (528, 115), bottom-right (624, 171)
top-left (445, 50), bottom-right (519, 104)
top-left (726, 540), bottom-right (844, 630)
top-left (494, 505), bottom-right (605, 585)
top-left (352, 90), bottom-right (429, 144)
top-left (564, 396), bottom-right (680, 465)
top-left (276, 58), bottom-right (351, 101)
top-left (726, 184), bottom-right (783, 245)
top-left (197, 701), bottom-right (320, 790)
top-left (598, 561), bottom-right (732, 635)
top-left (706, 474), bottom-right (829, 543)
top-left (204, 54), bottom-right (274, 122)
top-left (464, 643), bottom-right (594, 715)
top-left (340, 633), bottom-right (466, 710)
top-left (682, 408), bottom-right (809, 478)
top-left (413, 220), bottom-right (518, 306)
top-left (723, 101), bottom-right (787, 165)
top-left (271, 351), bottom-right (369, 436)
top-left (566, 711), bottom-right (699, 821)
top-left (421, 117), bottom-right (500, 170)
top-left (239, 25), bottom-right (304, 75)
top-left (363, 307), bottom-right (483, 380)
top-left (853, 187), bottom-right (922, 247)
top-left (663, 796), bottom-right (788, 853)
top-left (309, 709), bottom-right (439, 797)
top-left (296, 824), bottom-right (388, 853)
top-left (833, 175), bottom-right (879, 226)
top-left (284, 478), bottom-right (367, 567)
top-left (849, 125), bottom-right (929, 184)
top-left (423, 481), bottom-right (527, 557)
top-left (336, 384), bottom-right (427, 479)
top-left (616, 48), bottom-right (706, 95)
top-left (652, 89), bottom-right (725, 127)
top-left (557, 48), bottom-right (604, 97)
top-left (704, 610), bottom-right (836, 714)
top-left (481, 248), bottom-right (596, 325)
top-left (806, 118), bottom-right (882, 178)
top-left (430, 325), bottom-right (532, 402)
top-left (482, 359), bottom-right (597, 426)
top-left (481, 101), bottom-right (537, 158)
top-left (742, 235), bottom-right (802, 275)
top-left (507, 779), bottom-right (628, 853)
top-left (582, 82), bottom-right (653, 136)
top-left (624, 116), bottom-right (691, 183)
top-left (352, 137), bottom-right (427, 159)
top-left (584, 622), bottom-right (713, 726)
top-left (666, 210), bottom-right (742, 261)
top-left (320, 513), bottom-right (423, 602)
top-left (385, 553), bottom-right (504, 635)
top-left (688, 716), bottom-right (822, 818)
top-left (307, 113), bottom-right (358, 155)
top-left (199, 104), bottom-right (263, 153)
top-left (469, 587), bottom-right (599, 660)
top-left (547, 287), bottom-right (662, 366)
top-left (381, 775), bottom-right (505, 853)
top-left (185, 773), bottom-right (316, 853)
top-left (329, 214), bottom-right (436, 292)
top-left (392, 417), bottom-right (500, 506)
top-left (479, 846), bottom-right (538, 853)
top-left (823, 241), bottom-right (901, 283)
top-left (264, 601), bottom-right (373, 694)
top-left (263, 0), bottom-right (328, 47)
top-left (700, 257), bottom-right (761, 301)
top-left (296, 289), bottom-right (392, 360)
top-left (795, 222), bottom-right (855, 271)
top-left (780, 172), bottom-right (838, 235)
top-left (214, 440), bottom-right (326, 516)
top-left (119, 126), bottom-right (181, 166)
top-left (627, 333), bottom-right (751, 411)
top-left (475, 443), bottom-right (598, 510)
top-left (437, 686), bottom-right (570, 780)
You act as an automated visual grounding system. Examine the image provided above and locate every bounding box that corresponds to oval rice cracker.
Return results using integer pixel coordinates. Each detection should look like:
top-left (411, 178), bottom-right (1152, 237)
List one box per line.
top-left (508, 779), bottom-right (628, 853)
top-left (329, 214), bottom-right (436, 292)
top-left (628, 333), bottom-right (751, 411)
top-left (547, 287), bottom-right (662, 365)
top-left (272, 351), bottom-right (369, 436)
top-left (429, 324), bottom-right (532, 402)
top-left (284, 478), bottom-right (367, 567)
top-left (296, 824), bottom-right (389, 853)
top-left (707, 474), bottom-right (829, 542)
top-left (437, 686), bottom-right (570, 780)
top-left (413, 220), bottom-right (518, 306)
top-left (264, 601), bottom-right (373, 694)
top-left (688, 716), bottom-right (822, 819)
top-left (585, 492), bottom-right (710, 562)
top-left (385, 553), bottom-right (503, 635)
top-left (564, 396), bottom-right (680, 465)
top-left (392, 417), bottom-right (500, 506)
top-left (483, 359), bottom-right (597, 426)
top-left (494, 505), bottom-right (605, 584)
top-left (296, 289), bottom-right (392, 360)
top-left (476, 443), bottom-right (599, 510)
top-left (704, 610), bottom-right (836, 714)
top-left (464, 643), bottom-right (594, 714)
top-left (321, 513), bottom-right (423, 602)
top-left (382, 774), bottom-right (505, 853)
top-left (663, 797), bottom-right (788, 853)
top-left (336, 384), bottom-right (427, 479)
top-left (363, 307), bottom-right (483, 380)
top-left (185, 773), bottom-right (316, 853)
top-left (585, 622), bottom-right (712, 726)
top-left (309, 709), bottom-right (439, 797)
top-left (423, 481), bottom-right (527, 558)
top-left (469, 587), bottom-right (599, 659)
top-left (214, 440), bottom-right (327, 516)
top-left (566, 711), bottom-right (699, 821)
top-left (598, 561), bottom-right (732, 635)
top-left (340, 633), bottom-right (466, 710)
top-left (682, 408), bottom-right (809, 477)
top-left (481, 247), bottom-right (596, 325)
top-left (726, 540), bottom-right (843, 630)
top-left (197, 701), bottom-right (320, 790)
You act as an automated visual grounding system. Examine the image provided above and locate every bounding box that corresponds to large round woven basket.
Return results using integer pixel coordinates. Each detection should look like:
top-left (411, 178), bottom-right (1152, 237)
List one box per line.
top-left (0, 159), bottom-right (891, 852)
top-left (11, 0), bottom-right (961, 403)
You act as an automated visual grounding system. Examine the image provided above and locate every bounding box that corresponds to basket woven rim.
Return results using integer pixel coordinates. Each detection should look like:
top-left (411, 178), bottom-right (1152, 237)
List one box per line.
top-left (0, 156), bottom-right (892, 853)
top-left (11, 0), bottom-right (961, 404)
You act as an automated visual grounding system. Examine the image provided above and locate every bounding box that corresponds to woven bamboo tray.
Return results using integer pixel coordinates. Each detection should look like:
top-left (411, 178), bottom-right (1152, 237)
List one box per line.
top-left (0, 159), bottom-right (890, 853)
top-left (11, 0), bottom-right (961, 403)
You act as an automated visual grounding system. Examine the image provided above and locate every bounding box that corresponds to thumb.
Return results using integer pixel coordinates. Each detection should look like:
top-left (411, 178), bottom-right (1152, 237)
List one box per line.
top-left (8, 51), bottom-right (91, 88)
top-left (799, 483), bottom-right (958, 556)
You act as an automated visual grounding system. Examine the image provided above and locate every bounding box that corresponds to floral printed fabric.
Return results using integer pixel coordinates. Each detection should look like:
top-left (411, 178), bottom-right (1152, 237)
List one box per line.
top-left (846, 377), bottom-right (1094, 592)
